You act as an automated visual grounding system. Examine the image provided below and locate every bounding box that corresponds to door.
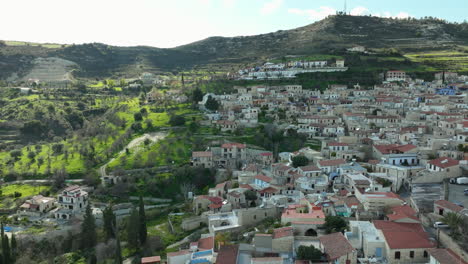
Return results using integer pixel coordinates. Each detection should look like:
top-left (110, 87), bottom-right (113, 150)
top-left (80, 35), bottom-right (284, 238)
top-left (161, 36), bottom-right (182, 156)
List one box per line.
top-left (375, 248), bottom-right (382, 258)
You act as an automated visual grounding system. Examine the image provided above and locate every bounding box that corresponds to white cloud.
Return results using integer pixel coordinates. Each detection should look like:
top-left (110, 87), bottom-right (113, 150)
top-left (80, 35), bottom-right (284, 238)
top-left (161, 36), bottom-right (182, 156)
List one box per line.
top-left (288, 6), bottom-right (336, 21)
top-left (222, 0), bottom-right (236, 8)
top-left (261, 0), bottom-right (283, 15)
top-left (350, 6), bottom-right (370, 16)
top-left (197, 0), bottom-right (211, 5)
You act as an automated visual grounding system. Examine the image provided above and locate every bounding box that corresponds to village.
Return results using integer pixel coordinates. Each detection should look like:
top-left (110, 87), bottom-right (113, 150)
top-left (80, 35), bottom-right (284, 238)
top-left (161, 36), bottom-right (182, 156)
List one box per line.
top-left (3, 69), bottom-right (468, 264)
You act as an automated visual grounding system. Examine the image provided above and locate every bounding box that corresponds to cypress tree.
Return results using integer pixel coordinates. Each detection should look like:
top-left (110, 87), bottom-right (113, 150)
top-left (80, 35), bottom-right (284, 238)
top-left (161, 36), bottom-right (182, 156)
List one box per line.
top-left (80, 203), bottom-right (97, 250)
top-left (10, 234), bottom-right (16, 262)
top-left (3, 236), bottom-right (9, 264)
top-left (103, 206), bottom-right (116, 241)
top-left (114, 222), bottom-right (123, 264)
top-left (126, 207), bottom-right (139, 250)
top-left (138, 196), bottom-right (147, 245)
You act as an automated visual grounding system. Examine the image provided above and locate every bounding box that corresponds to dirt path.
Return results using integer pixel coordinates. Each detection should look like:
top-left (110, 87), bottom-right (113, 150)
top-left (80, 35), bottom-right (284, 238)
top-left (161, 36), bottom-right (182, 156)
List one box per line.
top-left (99, 132), bottom-right (167, 178)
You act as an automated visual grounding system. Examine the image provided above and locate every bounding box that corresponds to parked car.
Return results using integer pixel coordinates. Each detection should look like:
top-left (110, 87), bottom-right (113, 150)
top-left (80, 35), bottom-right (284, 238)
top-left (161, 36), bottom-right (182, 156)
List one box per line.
top-left (434, 222), bottom-right (449, 228)
top-left (451, 177), bottom-right (468, 185)
top-left (464, 189), bottom-right (468, 196)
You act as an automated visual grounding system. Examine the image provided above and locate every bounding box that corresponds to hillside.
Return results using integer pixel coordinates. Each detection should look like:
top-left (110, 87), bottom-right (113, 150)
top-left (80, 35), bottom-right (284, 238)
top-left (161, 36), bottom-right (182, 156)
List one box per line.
top-left (1, 15), bottom-right (468, 80)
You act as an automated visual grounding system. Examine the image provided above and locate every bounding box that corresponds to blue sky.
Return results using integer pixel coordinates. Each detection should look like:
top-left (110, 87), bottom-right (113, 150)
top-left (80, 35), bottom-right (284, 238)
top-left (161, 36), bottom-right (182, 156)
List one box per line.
top-left (1, 0), bottom-right (467, 48)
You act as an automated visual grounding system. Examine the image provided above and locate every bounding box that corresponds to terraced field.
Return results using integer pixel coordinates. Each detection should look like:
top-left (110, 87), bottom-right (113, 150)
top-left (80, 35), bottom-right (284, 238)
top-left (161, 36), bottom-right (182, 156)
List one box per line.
top-left (404, 50), bottom-right (468, 72)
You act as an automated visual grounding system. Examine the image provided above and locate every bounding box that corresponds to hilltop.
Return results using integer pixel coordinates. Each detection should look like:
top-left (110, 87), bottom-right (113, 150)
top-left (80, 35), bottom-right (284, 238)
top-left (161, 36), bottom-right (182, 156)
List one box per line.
top-left (1, 15), bottom-right (468, 80)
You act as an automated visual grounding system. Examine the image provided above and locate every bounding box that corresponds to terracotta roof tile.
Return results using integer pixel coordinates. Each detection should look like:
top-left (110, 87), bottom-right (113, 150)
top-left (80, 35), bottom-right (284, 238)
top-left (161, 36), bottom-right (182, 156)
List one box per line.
top-left (319, 232), bottom-right (354, 260)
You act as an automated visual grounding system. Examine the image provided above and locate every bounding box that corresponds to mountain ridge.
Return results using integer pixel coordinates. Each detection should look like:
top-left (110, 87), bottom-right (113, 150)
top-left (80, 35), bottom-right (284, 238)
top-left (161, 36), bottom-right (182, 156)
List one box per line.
top-left (1, 15), bottom-right (468, 80)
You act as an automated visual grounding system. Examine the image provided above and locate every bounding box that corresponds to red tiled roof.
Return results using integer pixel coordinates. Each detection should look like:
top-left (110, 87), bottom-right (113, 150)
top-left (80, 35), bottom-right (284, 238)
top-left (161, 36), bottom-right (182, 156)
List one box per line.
top-left (215, 182), bottom-right (226, 189)
top-left (427, 248), bottom-right (468, 264)
top-left (319, 159), bottom-right (346, 167)
top-left (299, 165), bottom-right (320, 172)
top-left (374, 144), bottom-right (416, 154)
top-left (198, 236), bottom-right (214, 251)
top-left (259, 187), bottom-right (279, 194)
top-left (273, 227), bottom-right (293, 239)
top-left (260, 152), bottom-right (273, 156)
top-left (209, 203), bottom-right (222, 209)
top-left (373, 221), bottom-right (434, 249)
top-left (239, 184), bottom-right (254, 190)
top-left (387, 205), bottom-right (419, 222)
top-left (428, 157), bottom-right (459, 169)
top-left (252, 257), bottom-right (283, 262)
top-left (435, 200), bottom-right (463, 212)
top-left (141, 256), bottom-right (160, 263)
top-left (216, 245), bottom-right (239, 264)
top-left (319, 232), bottom-right (354, 261)
top-left (255, 174), bottom-right (272, 183)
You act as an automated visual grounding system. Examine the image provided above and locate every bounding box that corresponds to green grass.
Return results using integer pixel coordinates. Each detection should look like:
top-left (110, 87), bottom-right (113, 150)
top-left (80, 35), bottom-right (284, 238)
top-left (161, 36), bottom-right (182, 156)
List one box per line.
top-left (270, 54), bottom-right (344, 63)
top-left (404, 50), bottom-right (468, 72)
top-left (1, 184), bottom-right (50, 197)
top-left (0, 184), bottom-right (50, 209)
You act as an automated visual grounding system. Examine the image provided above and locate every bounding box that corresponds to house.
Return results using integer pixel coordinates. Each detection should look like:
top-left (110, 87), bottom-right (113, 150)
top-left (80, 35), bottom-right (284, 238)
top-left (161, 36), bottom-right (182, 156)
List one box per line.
top-left (167, 250), bottom-right (191, 264)
top-left (355, 190), bottom-right (404, 215)
top-left (193, 196), bottom-right (224, 215)
top-left (372, 144), bottom-right (418, 161)
top-left (319, 232), bottom-right (357, 264)
top-left (434, 200), bottom-right (464, 216)
top-left (386, 71), bottom-right (406, 82)
top-left (281, 203), bottom-right (325, 225)
top-left (373, 221), bottom-right (434, 263)
top-left (297, 165), bottom-right (321, 177)
top-left (54, 185), bottom-right (88, 220)
top-left (191, 151), bottom-right (213, 168)
top-left (18, 195), bottom-right (55, 217)
top-left (345, 221), bottom-right (386, 259)
top-left (426, 157), bottom-right (461, 178)
top-left (254, 174), bottom-right (272, 188)
top-left (386, 204), bottom-right (420, 223)
top-left (141, 256), bottom-right (161, 264)
top-left (215, 245), bottom-right (239, 264)
top-left (318, 159), bottom-right (347, 174)
top-left (427, 248), bottom-right (468, 264)
top-left (328, 142), bottom-right (349, 152)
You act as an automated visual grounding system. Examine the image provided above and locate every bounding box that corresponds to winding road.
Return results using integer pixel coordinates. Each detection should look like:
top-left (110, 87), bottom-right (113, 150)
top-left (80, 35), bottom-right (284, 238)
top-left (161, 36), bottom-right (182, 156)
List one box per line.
top-left (99, 132), bottom-right (168, 178)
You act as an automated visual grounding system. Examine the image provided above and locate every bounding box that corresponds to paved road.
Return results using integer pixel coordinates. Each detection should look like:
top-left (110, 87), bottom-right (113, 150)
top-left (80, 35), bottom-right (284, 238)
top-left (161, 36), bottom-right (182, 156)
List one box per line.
top-left (448, 183), bottom-right (468, 207)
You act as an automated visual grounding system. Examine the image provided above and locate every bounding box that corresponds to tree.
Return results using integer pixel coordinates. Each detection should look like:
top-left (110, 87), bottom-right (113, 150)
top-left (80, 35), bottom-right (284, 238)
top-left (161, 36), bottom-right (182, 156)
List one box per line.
top-left (138, 196), bottom-right (147, 245)
top-left (192, 88), bottom-right (203, 103)
top-left (168, 115), bottom-right (186, 126)
top-left (324, 216), bottom-right (348, 234)
top-left (27, 150), bottom-right (36, 161)
top-left (2, 235), bottom-right (9, 264)
top-left (292, 155), bottom-right (309, 168)
top-left (52, 143), bottom-right (64, 155)
top-left (441, 212), bottom-right (463, 235)
top-left (297, 245), bottom-right (322, 261)
top-left (127, 208), bottom-right (140, 249)
top-left (103, 206), bottom-right (116, 241)
top-left (140, 108), bottom-right (148, 117)
top-left (9, 150), bottom-right (22, 161)
top-left (204, 96), bottom-right (219, 111)
top-left (10, 234), bottom-right (17, 263)
top-left (134, 112), bottom-right (143, 121)
top-left (81, 203), bottom-right (97, 250)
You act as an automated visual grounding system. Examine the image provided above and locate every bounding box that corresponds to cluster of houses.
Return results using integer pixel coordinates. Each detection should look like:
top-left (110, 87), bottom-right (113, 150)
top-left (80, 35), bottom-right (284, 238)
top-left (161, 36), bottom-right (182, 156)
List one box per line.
top-left (169, 71), bottom-right (468, 263)
top-left (237, 58), bottom-right (347, 80)
top-left (17, 185), bottom-right (89, 221)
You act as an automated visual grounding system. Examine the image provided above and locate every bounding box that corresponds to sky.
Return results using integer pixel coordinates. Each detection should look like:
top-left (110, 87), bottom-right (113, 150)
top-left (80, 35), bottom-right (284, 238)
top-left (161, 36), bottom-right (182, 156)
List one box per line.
top-left (1, 0), bottom-right (467, 48)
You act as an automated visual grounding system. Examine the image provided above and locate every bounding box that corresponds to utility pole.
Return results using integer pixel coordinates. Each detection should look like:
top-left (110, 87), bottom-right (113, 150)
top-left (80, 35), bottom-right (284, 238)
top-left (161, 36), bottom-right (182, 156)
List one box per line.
top-left (344, 0), bottom-right (347, 15)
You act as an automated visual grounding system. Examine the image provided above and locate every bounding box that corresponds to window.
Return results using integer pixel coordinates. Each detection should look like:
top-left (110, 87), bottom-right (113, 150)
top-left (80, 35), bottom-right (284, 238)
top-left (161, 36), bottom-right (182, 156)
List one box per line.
top-left (395, 252), bottom-right (401, 259)
top-left (424, 251), bottom-right (428, 258)
top-left (254, 215), bottom-right (256, 220)
top-left (410, 251), bottom-right (414, 258)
